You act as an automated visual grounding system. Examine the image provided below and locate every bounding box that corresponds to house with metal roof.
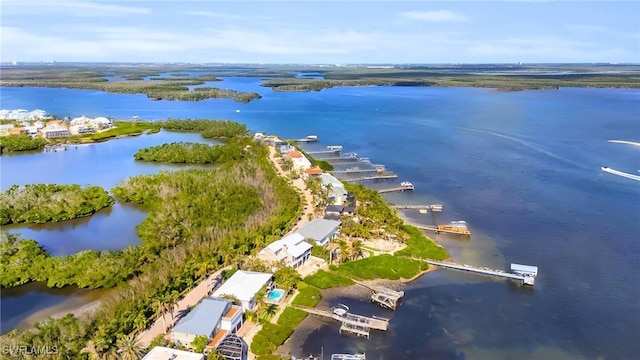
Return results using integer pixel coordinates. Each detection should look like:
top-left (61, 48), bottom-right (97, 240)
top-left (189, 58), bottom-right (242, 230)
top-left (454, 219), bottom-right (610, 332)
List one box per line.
top-left (258, 233), bottom-right (313, 268)
top-left (212, 270), bottom-right (273, 312)
top-left (171, 297), bottom-right (243, 349)
top-left (295, 218), bottom-right (341, 247)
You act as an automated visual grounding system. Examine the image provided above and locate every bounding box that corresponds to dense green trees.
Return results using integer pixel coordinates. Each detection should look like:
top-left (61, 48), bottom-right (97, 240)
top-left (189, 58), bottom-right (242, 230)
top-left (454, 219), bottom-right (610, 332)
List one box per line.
top-left (134, 142), bottom-right (246, 164)
top-left (0, 134), bottom-right (47, 153)
top-left (0, 184), bottom-right (114, 225)
top-left (160, 119), bottom-right (248, 138)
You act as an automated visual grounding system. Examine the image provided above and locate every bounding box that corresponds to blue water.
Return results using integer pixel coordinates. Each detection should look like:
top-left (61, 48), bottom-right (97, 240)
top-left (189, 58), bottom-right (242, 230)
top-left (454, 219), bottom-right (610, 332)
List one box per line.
top-left (267, 289), bottom-right (286, 302)
top-left (1, 78), bottom-right (639, 358)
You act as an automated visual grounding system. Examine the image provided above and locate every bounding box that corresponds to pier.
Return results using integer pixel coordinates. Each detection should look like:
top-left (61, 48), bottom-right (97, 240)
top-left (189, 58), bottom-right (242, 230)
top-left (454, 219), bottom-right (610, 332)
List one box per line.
top-left (405, 221), bottom-right (470, 236)
top-left (367, 182), bottom-right (415, 194)
top-left (331, 166), bottom-right (386, 175)
top-left (349, 279), bottom-right (405, 310)
top-left (291, 135), bottom-right (319, 143)
top-left (292, 305), bottom-right (389, 339)
top-left (418, 259), bottom-right (538, 286)
top-left (307, 145), bottom-right (343, 156)
top-left (391, 204), bottom-right (443, 212)
top-left (343, 173), bottom-right (398, 182)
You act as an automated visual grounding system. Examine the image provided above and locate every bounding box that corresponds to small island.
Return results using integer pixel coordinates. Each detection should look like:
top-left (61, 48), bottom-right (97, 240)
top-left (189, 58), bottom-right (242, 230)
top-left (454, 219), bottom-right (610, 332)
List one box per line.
top-left (0, 184), bottom-right (114, 225)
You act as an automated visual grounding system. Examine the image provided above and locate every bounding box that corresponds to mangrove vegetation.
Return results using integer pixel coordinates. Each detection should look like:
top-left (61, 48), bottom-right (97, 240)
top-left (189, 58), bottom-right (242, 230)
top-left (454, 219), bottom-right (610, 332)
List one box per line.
top-left (0, 184), bottom-right (114, 225)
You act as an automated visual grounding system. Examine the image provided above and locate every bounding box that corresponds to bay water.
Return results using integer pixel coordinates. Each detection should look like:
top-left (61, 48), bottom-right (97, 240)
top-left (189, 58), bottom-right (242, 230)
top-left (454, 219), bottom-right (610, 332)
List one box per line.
top-left (0, 77), bottom-right (638, 359)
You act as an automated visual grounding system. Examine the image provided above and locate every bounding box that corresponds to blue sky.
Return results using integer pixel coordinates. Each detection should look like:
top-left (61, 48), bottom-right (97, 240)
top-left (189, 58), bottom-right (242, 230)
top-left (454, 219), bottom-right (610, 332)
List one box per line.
top-left (1, 0), bottom-right (638, 64)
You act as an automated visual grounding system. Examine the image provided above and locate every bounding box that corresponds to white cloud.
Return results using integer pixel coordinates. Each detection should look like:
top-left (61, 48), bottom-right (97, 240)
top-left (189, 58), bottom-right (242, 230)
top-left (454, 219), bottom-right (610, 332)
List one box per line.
top-left (184, 10), bottom-right (246, 21)
top-left (2, 0), bottom-right (150, 17)
top-left (400, 10), bottom-right (468, 22)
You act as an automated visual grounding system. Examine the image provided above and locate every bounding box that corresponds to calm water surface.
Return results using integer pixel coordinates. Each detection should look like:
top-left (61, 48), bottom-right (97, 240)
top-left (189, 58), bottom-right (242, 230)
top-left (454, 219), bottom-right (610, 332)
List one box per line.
top-left (1, 79), bottom-right (638, 359)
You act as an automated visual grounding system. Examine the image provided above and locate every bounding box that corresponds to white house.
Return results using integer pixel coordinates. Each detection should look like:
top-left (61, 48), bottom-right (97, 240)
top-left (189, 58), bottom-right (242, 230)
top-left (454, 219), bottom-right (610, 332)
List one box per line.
top-left (143, 347), bottom-right (204, 360)
top-left (171, 298), bottom-right (242, 349)
top-left (287, 150), bottom-right (312, 171)
top-left (41, 124), bottom-right (71, 138)
top-left (70, 116), bottom-right (91, 126)
top-left (295, 218), bottom-right (341, 247)
top-left (258, 233), bottom-right (313, 268)
top-left (212, 270), bottom-right (273, 312)
top-left (318, 173), bottom-right (348, 205)
top-left (89, 116), bottom-right (113, 129)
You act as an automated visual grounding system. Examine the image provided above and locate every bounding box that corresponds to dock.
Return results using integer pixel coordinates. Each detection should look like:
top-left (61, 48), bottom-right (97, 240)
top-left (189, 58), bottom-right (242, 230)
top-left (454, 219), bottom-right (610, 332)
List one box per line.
top-left (405, 221), bottom-right (471, 236)
top-left (366, 182), bottom-right (415, 194)
top-left (391, 204), bottom-right (443, 212)
top-left (291, 135), bottom-right (319, 143)
top-left (343, 173), bottom-right (398, 182)
top-left (350, 279), bottom-right (405, 310)
top-left (419, 259), bottom-right (538, 286)
top-left (292, 305), bottom-right (389, 339)
top-left (307, 145), bottom-right (343, 156)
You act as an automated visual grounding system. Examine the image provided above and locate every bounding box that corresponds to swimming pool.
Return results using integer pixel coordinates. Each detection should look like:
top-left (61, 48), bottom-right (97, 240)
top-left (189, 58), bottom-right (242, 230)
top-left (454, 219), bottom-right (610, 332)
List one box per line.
top-left (266, 289), bottom-right (285, 302)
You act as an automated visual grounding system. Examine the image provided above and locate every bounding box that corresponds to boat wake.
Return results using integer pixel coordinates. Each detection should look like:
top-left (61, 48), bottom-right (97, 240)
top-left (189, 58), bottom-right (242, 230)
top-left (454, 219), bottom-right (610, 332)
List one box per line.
top-left (608, 140), bottom-right (640, 147)
top-left (601, 167), bottom-right (640, 182)
top-left (456, 127), bottom-right (580, 167)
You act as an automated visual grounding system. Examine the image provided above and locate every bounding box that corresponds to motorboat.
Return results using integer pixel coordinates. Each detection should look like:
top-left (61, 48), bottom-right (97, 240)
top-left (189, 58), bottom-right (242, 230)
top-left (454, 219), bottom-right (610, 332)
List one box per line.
top-left (331, 303), bottom-right (349, 317)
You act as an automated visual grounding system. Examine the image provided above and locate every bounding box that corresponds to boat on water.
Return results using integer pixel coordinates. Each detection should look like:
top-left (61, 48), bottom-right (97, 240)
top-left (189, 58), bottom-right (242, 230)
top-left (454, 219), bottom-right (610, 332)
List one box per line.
top-left (400, 181), bottom-right (414, 190)
top-left (437, 221), bottom-right (471, 235)
top-left (306, 135), bottom-right (318, 141)
top-left (331, 303), bottom-right (349, 317)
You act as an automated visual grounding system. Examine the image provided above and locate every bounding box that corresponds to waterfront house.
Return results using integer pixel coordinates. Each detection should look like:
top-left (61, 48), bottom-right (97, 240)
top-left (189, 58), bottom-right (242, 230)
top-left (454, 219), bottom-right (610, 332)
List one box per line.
top-left (212, 270), bottom-right (273, 312)
top-left (287, 150), bottom-right (312, 171)
top-left (305, 166), bottom-right (323, 177)
top-left (171, 297), bottom-right (243, 349)
top-left (143, 346), bottom-right (204, 360)
top-left (89, 116), bottom-right (113, 129)
top-left (318, 173), bottom-right (348, 205)
top-left (70, 116), bottom-right (91, 126)
top-left (295, 218), bottom-right (341, 247)
top-left (41, 124), bottom-right (71, 138)
top-left (258, 233), bottom-right (313, 268)
top-left (0, 124), bottom-right (14, 136)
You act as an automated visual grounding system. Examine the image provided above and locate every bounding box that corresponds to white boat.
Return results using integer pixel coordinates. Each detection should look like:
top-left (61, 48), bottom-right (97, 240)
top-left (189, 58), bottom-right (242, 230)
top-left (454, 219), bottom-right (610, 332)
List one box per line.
top-left (306, 135), bottom-right (318, 141)
top-left (400, 181), bottom-right (414, 190)
top-left (331, 303), bottom-right (349, 317)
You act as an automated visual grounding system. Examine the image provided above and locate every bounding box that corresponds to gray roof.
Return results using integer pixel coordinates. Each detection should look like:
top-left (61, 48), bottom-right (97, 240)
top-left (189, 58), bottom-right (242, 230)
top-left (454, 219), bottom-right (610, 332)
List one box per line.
top-left (295, 219), bottom-right (341, 241)
top-left (173, 298), bottom-right (230, 337)
top-left (325, 205), bottom-right (344, 213)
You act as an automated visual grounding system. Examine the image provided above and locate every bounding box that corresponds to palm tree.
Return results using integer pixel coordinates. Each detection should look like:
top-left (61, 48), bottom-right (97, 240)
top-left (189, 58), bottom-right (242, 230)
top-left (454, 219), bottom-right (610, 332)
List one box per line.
top-left (350, 239), bottom-right (365, 260)
top-left (167, 290), bottom-right (180, 323)
top-left (152, 296), bottom-right (169, 332)
top-left (338, 239), bottom-right (349, 263)
top-left (80, 340), bottom-right (102, 360)
top-left (116, 333), bottom-right (144, 360)
top-left (262, 303), bottom-right (278, 320)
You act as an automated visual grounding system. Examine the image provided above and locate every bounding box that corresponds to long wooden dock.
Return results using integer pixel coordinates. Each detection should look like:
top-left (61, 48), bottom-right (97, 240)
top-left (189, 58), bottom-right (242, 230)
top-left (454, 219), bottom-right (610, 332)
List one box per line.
top-left (343, 173), bottom-right (398, 182)
top-left (391, 204), bottom-right (443, 212)
top-left (292, 305), bottom-right (389, 338)
top-left (405, 221), bottom-right (470, 236)
top-left (407, 258), bottom-right (537, 286)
